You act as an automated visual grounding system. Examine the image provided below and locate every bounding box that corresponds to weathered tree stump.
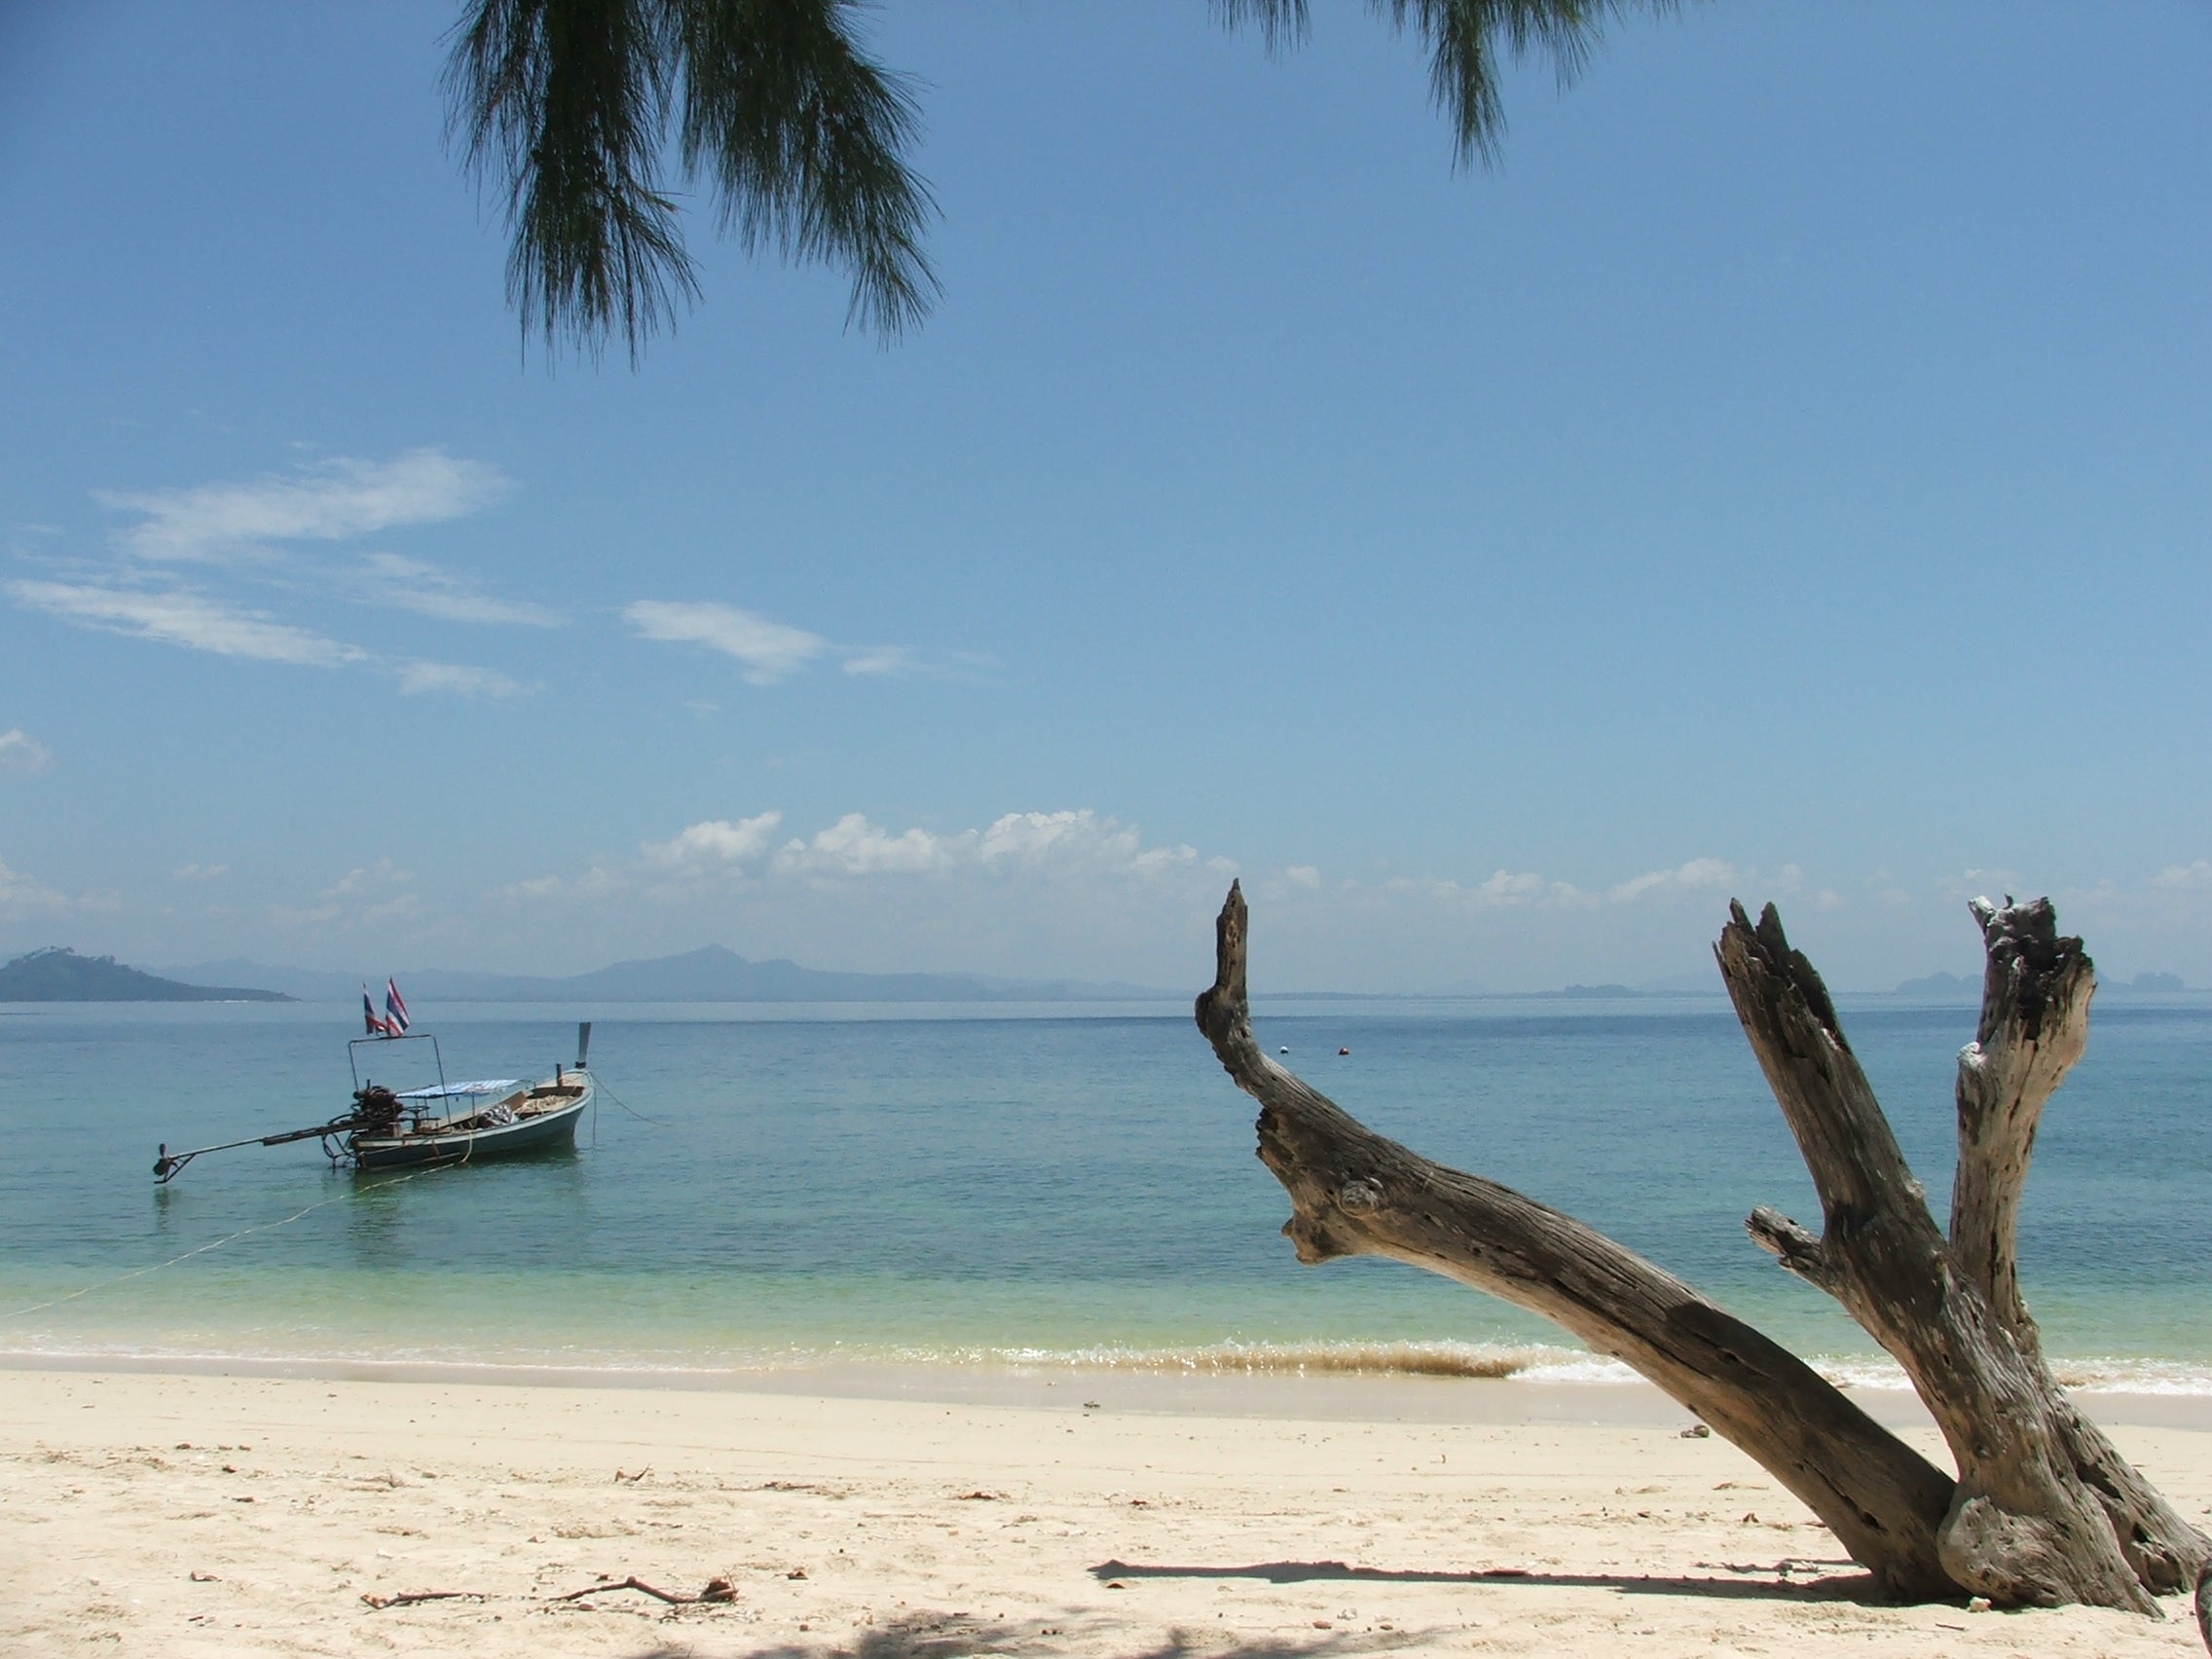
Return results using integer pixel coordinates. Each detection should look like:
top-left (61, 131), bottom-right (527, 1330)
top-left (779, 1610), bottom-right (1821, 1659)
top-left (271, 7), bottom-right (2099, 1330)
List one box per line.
top-left (1194, 881), bottom-right (2206, 1615)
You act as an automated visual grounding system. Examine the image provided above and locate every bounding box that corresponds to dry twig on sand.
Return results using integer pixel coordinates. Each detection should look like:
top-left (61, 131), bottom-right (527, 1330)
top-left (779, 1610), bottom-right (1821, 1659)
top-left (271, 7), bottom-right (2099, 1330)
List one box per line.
top-left (550, 1575), bottom-right (736, 1606)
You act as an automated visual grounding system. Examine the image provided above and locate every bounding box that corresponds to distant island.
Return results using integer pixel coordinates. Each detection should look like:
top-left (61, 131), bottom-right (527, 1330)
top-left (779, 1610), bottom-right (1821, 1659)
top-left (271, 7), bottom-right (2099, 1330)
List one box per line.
top-left (155, 943), bottom-right (1165, 1005)
top-left (0, 946), bottom-right (292, 1003)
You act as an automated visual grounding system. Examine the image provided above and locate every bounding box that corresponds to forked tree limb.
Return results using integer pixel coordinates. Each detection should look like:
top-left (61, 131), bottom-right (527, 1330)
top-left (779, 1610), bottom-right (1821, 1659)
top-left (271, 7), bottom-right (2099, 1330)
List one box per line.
top-left (1950, 896), bottom-right (2092, 1346)
top-left (1195, 881), bottom-right (1959, 1601)
top-left (1717, 901), bottom-right (2202, 1610)
top-left (1948, 899), bottom-right (2203, 1601)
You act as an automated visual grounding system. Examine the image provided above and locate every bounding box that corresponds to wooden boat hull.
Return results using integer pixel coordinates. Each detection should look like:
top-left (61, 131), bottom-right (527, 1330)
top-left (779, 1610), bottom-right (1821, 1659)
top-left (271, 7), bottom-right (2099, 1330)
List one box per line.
top-left (350, 1082), bottom-right (590, 1170)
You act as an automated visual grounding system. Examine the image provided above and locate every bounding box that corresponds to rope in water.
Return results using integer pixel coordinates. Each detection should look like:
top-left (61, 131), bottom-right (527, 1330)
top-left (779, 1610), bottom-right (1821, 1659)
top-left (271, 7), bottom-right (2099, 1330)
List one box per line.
top-left (0, 1162), bottom-right (449, 1321)
top-left (10, 1069), bottom-right (644, 1317)
top-left (593, 1074), bottom-right (669, 1127)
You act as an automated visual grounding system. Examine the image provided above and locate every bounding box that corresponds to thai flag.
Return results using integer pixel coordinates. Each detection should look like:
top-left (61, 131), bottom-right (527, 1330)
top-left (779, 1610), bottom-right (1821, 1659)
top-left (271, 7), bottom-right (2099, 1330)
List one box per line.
top-left (361, 985), bottom-right (390, 1037)
top-left (385, 978), bottom-right (411, 1035)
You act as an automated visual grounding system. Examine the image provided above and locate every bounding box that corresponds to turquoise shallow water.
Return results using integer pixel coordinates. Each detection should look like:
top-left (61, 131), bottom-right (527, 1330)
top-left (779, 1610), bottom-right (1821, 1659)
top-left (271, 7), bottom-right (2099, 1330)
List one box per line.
top-left (1, 994), bottom-right (2206, 1388)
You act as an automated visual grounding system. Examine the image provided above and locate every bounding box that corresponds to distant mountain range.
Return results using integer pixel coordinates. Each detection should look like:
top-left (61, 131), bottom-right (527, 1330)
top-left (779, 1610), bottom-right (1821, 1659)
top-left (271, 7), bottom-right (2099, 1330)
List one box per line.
top-left (1893, 968), bottom-right (2189, 1000)
top-left (16, 939), bottom-right (2192, 1007)
top-left (156, 943), bottom-right (1166, 1005)
top-left (0, 946), bottom-right (292, 1003)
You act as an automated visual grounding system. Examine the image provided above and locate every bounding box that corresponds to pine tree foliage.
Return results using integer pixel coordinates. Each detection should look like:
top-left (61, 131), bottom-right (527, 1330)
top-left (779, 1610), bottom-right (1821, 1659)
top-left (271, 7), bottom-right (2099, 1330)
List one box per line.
top-left (446, 0), bottom-right (1675, 359)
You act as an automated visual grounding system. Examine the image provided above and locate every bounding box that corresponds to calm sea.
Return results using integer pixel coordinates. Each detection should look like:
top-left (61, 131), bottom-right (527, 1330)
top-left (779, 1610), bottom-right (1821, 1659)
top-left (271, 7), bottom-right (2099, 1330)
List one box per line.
top-left (1, 994), bottom-right (2206, 1392)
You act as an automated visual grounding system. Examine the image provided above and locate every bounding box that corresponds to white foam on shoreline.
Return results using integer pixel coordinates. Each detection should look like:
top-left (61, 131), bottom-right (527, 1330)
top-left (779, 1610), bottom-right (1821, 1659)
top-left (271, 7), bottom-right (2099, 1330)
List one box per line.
top-left (4, 1334), bottom-right (2209, 1396)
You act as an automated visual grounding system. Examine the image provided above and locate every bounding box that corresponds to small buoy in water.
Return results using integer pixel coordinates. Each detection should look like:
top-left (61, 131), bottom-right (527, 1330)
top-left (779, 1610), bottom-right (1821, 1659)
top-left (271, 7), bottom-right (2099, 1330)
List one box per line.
top-left (1278, 1046), bottom-right (1290, 1054)
top-left (1339, 1046), bottom-right (1351, 1056)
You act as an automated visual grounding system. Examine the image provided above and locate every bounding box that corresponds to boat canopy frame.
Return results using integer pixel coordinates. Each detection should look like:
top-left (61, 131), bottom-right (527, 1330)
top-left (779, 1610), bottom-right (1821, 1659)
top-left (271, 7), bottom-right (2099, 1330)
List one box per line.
top-left (348, 1030), bottom-right (447, 1096)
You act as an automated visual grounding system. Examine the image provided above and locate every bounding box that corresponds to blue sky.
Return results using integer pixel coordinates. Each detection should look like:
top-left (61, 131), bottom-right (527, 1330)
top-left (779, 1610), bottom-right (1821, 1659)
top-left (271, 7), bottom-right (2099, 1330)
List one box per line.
top-left (2, 1), bottom-right (2208, 992)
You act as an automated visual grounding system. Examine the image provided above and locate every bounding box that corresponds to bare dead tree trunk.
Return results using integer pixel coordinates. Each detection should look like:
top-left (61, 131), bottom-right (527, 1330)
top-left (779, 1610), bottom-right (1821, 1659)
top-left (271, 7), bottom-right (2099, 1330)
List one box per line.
top-left (1195, 882), bottom-right (1956, 1600)
top-left (1195, 881), bottom-right (2206, 1615)
top-left (1719, 897), bottom-right (2203, 1610)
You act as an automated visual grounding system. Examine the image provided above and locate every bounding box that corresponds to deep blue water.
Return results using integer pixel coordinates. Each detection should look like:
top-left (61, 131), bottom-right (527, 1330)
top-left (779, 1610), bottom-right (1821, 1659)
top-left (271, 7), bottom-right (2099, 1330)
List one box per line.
top-left (1, 995), bottom-right (2205, 1384)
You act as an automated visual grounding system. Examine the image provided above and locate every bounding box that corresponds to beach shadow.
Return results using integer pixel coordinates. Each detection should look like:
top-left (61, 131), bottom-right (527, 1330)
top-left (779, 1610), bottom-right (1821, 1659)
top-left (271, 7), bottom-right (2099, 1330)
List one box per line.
top-left (629, 1615), bottom-right (1410, 1658)
top-left (1089, 1558), bottom-right (1884, 1605)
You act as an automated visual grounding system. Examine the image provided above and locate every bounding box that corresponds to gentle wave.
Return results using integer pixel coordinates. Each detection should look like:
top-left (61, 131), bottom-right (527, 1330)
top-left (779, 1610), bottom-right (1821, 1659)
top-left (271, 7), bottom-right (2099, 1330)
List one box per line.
top-left (974, 1339), bottom-right (1578, 1379)
top-left (7, 1332), bottom-right (2211, 1396)
top-left (1773, 1353), bottom-right (2212, 1398)
top-left (960, 1343), bottom-right (2212, 1394)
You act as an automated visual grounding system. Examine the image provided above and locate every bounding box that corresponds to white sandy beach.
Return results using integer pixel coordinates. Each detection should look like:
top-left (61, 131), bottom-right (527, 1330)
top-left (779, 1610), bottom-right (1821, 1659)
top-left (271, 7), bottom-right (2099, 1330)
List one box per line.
top-left (5, 1367), bottom-right (2211, 1657)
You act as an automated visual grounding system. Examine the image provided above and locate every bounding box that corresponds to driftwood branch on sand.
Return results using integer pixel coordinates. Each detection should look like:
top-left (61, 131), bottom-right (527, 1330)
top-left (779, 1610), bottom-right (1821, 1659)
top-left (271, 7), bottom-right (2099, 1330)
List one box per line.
top-left (1195, 880), bottom-right (2207, 1619)
top-left (551, 1574), bottom-right (737, 1605)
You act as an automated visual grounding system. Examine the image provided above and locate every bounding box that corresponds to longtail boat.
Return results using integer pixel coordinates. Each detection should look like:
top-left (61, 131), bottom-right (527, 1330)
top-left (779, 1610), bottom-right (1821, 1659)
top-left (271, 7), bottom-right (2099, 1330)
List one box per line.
top-left (154, 1019), bottom-right (595, 1183)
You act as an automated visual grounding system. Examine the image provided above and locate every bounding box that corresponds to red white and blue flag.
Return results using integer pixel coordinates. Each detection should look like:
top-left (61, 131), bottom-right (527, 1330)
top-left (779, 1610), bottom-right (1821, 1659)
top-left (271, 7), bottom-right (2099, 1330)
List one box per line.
top-left (384, 978), bottom-right (411, 1035)
top-left (361, 984), bottom-right (391, 1037)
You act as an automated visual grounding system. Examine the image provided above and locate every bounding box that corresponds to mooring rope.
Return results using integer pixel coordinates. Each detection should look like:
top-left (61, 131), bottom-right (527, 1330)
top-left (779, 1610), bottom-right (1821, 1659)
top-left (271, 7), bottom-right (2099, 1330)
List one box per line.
top-left (594, 1075), bottom-right (669, 1127)
top-left (1, 1163), bottom-right (448, 1321)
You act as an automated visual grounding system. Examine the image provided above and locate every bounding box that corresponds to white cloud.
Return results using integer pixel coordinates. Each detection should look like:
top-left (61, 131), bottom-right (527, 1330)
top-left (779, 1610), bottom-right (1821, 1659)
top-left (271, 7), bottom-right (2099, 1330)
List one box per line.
top-left (1607, 857), bottom-right (1738, 904)
top-left (8, 452), bottom-right (544, 691)
top-left (174, 863), bottom-right (230, 882)
top-left (274, 859), bottom-right (416, 929)
top-left (358, 553), bottom-right (562, 628)
top-left (2153, 861), bottom-right (2212, 892)
top-left (0, 853), bottom-right (66, 915)
top-left (978, 809), bottom-right (1147, 867)
top-left (1362, 857), bottom-right (1764, 915)
top-left (325, 859), bottom-right (411, 899)
top-left (1944, 866), bottom-right (2026, 903)
top-left (842, 646), bottom-right (918, 676)
top-left (494, 865), bottom-right (625, 903)
top-left (0, 729), bottom-right (52, 775)
top-left (766, 808), bottom-right (1202, 883)
top-left (776, 813), bottom-right (959, 876)
top-left (1477, 869), bottom-right (1562, 903)
top-left (633, 807), bottom-right (1212, 888)
top-left (625, 600), bottom-right (828, 684)
top-left (2054, 877), bottom-right (2120, 911)
top-left (8, 580), bottom-right (365, 666)
top-left (1388, 869), bottom-right (1596, 909)
top-left (642, 812), bottom-right (786, 871)
top-left (1284, 866), bottom-right (1321, 890)
top-left (397, 660), bottom-right (523, 698)
top-left (103, 450), bottom-right (507, 564)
